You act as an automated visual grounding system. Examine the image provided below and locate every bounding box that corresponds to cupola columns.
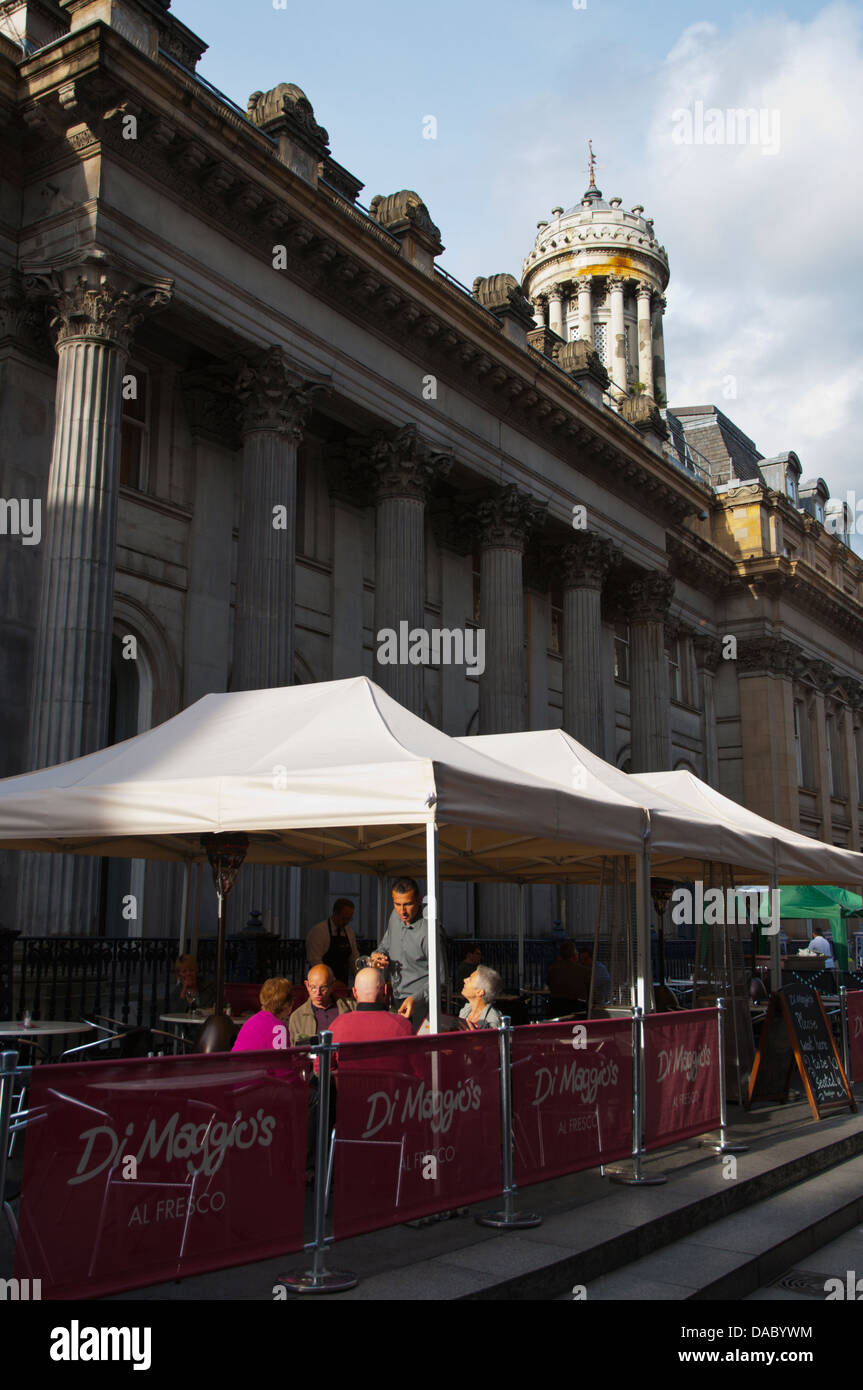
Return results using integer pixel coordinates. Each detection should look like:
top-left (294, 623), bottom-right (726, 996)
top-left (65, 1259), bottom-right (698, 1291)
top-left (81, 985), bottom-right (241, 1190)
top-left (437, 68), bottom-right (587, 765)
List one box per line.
top-left (608, 275), bottom-right (626, 396)
top-left (576, 278), bottom-right (593, 346)
top-left (636, 283), bottom-right (654, 398)
top-left (547, 284), bottom-right (564, 338)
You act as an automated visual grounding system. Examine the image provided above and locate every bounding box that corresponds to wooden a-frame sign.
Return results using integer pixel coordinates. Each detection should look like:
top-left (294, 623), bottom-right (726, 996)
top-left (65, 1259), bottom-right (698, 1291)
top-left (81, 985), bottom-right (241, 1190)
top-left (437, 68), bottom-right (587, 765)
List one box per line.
top-left (747, 983), bottom-right (856, 1120)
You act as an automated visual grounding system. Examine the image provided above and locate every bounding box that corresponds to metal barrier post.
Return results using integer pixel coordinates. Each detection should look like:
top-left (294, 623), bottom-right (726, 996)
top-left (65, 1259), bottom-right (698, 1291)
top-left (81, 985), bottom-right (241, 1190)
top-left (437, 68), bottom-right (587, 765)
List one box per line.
top-left (282, 1032), bottom-right (357, 1293)
top-left (476, 1017), bottom-right (541, 1229)
top-left (701, 998), bottom-right (748, 1155)
top-left (840, 985), bottom-right (851, 1082)
top-left (608, 1007), bottom-right (666, 1185)
top-left (0, 1051), bottom-right (17, 1205)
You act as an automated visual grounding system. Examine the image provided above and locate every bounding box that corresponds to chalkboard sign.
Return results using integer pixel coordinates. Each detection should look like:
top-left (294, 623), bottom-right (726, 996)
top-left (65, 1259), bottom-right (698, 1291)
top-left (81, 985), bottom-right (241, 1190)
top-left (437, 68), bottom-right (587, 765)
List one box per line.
top-left (748, 983), bottom-right (856, 1119)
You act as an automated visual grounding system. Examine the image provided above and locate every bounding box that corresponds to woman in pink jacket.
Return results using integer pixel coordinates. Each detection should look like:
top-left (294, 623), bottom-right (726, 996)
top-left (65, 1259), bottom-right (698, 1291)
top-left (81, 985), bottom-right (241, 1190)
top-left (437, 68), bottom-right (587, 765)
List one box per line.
top-left (232, 977), bottom-right (294, 1051)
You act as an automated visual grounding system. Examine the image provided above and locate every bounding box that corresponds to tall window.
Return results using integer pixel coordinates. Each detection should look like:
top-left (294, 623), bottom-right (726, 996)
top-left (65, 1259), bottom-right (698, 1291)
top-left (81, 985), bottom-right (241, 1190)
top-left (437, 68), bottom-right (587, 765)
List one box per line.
top-left (794, 703), bottom-right (804, 787)
top-left (786, 471), bottom-right (798, 504)
top-left (550, 586), bottom-right (563, 655)
top-left (613, 622), bottom-right (630, 683)
top-left (666, 635), bottom-right (681, 702)
top-left (827, 711), bottom-right (845, 797)
top-left (120, 367), bottom-right (148, 490)
top-left (825, 715), bottom-right (836, 796)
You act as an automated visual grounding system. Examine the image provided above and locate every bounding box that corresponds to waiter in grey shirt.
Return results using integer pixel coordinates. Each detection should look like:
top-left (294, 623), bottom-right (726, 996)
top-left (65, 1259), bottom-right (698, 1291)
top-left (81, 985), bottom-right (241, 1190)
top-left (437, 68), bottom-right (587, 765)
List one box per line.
top-left (371, 876), bottom-right (445, 1030)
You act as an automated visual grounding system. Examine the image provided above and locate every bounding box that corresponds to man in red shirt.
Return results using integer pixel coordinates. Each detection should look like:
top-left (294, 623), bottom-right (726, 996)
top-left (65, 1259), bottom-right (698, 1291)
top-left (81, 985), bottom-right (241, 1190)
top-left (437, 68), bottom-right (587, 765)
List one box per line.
top-left (329, 967), bottom-right (414, 1056)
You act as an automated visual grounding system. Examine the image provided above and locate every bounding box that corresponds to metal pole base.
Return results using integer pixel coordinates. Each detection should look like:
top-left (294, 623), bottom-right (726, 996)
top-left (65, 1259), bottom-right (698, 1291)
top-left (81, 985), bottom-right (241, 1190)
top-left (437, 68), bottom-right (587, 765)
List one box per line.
top-left (700, 1137), bottom-right (749, 1155)
top-left (280, 1269), bottom-right (358, 1294)
top-left (605, 1166), bottom-right (667, 1186)
top-left (475, 1210), bottom-right (542, 1229)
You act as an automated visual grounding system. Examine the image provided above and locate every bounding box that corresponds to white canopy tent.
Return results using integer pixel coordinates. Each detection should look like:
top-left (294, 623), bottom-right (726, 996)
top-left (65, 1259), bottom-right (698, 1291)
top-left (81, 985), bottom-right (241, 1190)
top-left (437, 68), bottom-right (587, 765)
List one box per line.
top-left (0, 677), bottom-right (660, 1031)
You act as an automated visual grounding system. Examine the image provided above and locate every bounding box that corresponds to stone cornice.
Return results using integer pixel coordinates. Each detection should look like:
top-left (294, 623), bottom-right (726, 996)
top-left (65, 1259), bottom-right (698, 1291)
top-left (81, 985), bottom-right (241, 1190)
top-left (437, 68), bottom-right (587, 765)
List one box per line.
top-left (737, 556), bottom-right (863, 647)
top-left (666, 532), bottom-right (736, 596)
top-left (9, 27), bottom-right (706, 529)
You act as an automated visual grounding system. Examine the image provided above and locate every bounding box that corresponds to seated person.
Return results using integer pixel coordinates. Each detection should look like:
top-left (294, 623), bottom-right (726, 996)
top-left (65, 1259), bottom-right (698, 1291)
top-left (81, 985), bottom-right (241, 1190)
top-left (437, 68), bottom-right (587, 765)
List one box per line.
top-left (807, 930), bottom-right (835, 969)
top-left (579, 947), bottom-right (611, 1005)
top-left (289, 963), bottom-right (354, 1044)
top-left (456, 944), bottom-right (482, 984)
top-left (546, 940), bottom-right (591, 1016)
top-left (459, 965), bottom-right (503, 1029)
top-left (232, 978), bottom-right (294, 1052)
top-left (329, 968), bottom-right (415, 1047)
top-left (169, 954), bottom-right (215, 1013)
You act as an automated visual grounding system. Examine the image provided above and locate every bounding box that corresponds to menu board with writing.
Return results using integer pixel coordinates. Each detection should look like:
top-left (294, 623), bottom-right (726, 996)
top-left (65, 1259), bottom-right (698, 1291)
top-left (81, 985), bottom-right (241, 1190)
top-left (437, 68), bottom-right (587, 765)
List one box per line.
top-left (748, 984), bottom-right (856, 1120)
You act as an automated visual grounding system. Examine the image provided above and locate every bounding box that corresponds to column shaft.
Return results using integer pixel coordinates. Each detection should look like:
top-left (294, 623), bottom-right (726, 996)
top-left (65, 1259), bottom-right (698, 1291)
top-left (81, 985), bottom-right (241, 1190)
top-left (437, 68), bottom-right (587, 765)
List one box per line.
top-left (636, 288), bottom-right (655, 397)
top-left (563, 586), bottom-right (604, 752)
top-left (577, 279), bottom-right (593, 344)
top-left (479, 545), bottom-right (524, 733)
top-left (547, 284), bottom-right (564, 338)
top-left (233, 430), bottom-right (297, 690)
top-left (608, 276), bottom-right (626, 395)
top-left (374, 494), bottom-right (426, 713)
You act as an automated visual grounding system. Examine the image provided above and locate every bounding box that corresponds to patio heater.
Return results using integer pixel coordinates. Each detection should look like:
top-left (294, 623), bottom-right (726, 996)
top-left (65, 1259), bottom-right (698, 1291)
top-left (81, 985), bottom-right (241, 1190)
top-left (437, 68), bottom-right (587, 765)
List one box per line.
top-left (201, 832), bottom-right (249, 1051)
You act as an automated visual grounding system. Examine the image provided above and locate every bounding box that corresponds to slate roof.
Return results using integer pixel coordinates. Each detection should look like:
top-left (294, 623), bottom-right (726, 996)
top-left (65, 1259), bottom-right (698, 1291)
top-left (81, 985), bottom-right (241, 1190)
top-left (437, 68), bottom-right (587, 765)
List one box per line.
top-left (666, 405), bottom-right (765, 487)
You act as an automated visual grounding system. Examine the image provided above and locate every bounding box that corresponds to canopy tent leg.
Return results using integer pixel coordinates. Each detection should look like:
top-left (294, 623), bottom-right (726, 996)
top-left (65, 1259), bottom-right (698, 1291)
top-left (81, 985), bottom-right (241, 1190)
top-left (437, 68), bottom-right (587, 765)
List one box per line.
top-left (634, 851), bottom-right (653, 1014)
top-left (587, 857), bottom-right (607, 1018)
top-left (178, 861), bottom-right (191, 959)
top-left (769, 870), bottom-right (782, 993)
top-left (426, 822), bottom-right (440, 1036)
top-left (518, 884), bottom-right (526, 994)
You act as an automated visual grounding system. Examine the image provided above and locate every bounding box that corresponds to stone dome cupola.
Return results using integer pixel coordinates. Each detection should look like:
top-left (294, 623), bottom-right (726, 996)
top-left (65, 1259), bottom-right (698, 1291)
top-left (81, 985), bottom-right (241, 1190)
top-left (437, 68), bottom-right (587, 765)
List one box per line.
top-left (521, 146), bottom-right (670, 403)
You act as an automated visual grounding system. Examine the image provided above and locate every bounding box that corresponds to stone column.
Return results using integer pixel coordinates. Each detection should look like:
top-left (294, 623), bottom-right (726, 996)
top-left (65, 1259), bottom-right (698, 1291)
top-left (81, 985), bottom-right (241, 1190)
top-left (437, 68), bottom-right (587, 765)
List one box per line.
top-left (652, 294), bottom-right (668, 403)
top-left (474, 485), bottom-right (545, 938)
top-left (694, 634), bottom-right (722, 788)
top-left (231, 347), bottom-right (326, 692)
top-left (636, 283), bottom-right (655, 398)
top-left (560, 534), bottom-right (615, 754)
top-left (16, 263), bottom-right (171, 935)
top-left (608, 275), bottom-right (627, 396)
top-left (547, 283), bottom-right (564, 339)
top-left (627, 572), bottom-right (674, 773)
top-left (841, 702), bottom-right (860, 851)
top-left (737, 638), bottom-right (800, 829)
top-left (475, 485), bottom-right (545, 735)
top-left (531, 297), bottom-right (545, 329)
top-left (577, 277), bottom-right (593, 345)
top-left (355, 426), bottom-right (452, 715)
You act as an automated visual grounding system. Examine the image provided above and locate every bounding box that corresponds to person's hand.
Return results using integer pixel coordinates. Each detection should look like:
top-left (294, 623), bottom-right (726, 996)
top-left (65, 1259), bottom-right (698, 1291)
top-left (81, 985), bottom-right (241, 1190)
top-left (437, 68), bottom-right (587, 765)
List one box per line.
top-left (370, 952), bottom-right (389, 970)
top-left (398, 996), bottom-right (415, 1019)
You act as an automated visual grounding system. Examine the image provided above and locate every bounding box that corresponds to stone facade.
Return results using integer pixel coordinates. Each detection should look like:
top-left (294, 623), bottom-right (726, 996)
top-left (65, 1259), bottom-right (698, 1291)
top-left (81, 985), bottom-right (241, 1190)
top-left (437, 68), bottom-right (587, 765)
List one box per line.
top-left (1, 0), bottom-right (862, 941)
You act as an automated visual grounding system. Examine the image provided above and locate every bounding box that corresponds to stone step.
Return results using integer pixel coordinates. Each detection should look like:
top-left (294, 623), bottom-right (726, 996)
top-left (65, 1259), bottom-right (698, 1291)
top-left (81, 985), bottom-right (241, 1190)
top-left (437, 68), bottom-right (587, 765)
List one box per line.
top-left (581, 1151), bottom-right (863, 1301)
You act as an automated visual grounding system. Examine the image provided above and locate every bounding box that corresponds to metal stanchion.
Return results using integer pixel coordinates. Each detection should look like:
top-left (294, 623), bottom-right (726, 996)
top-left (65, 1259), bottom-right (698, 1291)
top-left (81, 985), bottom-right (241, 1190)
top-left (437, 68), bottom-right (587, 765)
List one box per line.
top-left (608, 1007), bottom-right (666, 1185)
top-left (840, 985), bottom-right (851, 1083)
top-left (1, 1051), bottom-right (18, 1219)
top-left (476, 1017), bottom-right (541, 1228)
top-left (701, 998), bottom-right (748, 1155)
top-left (282, 1031), bottom-right (357, 1293)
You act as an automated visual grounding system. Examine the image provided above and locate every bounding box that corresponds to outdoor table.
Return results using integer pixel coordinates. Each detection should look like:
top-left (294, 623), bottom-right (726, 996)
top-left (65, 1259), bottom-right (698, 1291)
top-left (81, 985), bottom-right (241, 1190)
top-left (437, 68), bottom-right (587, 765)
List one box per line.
top-left (0, 1020), bottom-right (94, 1038)
top-left (159, 1012), bottom-right (250, 1053)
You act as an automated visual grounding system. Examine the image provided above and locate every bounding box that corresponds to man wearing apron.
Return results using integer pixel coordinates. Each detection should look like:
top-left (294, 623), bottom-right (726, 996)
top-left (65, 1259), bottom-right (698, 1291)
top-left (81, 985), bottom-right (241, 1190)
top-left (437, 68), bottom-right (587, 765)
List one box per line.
top-left (305, 898), bottom-right (359, 985)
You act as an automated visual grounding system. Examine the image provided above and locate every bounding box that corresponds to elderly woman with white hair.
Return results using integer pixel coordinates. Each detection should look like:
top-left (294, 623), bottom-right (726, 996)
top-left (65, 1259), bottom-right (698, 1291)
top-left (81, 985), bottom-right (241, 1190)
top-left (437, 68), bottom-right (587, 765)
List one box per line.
top-left (459, 964), bottom-right (504, 1030)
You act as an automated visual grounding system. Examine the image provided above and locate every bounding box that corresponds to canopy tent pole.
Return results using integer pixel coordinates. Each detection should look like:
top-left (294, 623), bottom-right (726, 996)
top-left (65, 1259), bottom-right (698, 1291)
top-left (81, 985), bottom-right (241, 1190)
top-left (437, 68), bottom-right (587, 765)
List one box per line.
top-left (769, 869), bottom-right (782, 993)
top-left (634, 850), bottom-right (652, 1014)
top-left (518, 883), bottom-right (526, 993)
top-left (426, 821), bottom-right (440, 1036)
top-left (177, 861), bottom-right (191, 959)
top-left (588, 857), bottom-right (607, 1018)
top-left (192, 862), bottom-right (203, 956)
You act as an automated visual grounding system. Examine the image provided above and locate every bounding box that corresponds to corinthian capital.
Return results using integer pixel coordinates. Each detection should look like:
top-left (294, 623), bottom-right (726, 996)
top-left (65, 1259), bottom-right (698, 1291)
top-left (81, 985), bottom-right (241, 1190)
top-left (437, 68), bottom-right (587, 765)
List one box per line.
top-left (693, 633), bottom-right (722, 673)
top-left (350, 424), bottom-right (454, 503)
top-left (235, 346), bottom-right (330, 438)
top-left (627, 571), bottom-right (675, 623)
top-left (559, 533), bottom-right (618, 590)
top-left (23, 258), bottom-right (173, 351)
top-left (475, 484), bottom-right (546, 551)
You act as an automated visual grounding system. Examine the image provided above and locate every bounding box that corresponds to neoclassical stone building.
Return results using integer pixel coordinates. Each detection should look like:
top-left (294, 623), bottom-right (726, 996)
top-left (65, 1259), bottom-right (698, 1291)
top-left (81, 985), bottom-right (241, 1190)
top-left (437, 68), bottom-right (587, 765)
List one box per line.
top-left (1, 0), bottom-right (861, 939)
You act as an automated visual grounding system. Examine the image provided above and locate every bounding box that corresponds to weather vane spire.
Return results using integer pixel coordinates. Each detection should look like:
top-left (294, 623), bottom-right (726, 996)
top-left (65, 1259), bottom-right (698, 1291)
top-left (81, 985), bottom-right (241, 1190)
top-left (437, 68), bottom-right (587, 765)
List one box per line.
top-left (588, 139), bottom-right (597, 189)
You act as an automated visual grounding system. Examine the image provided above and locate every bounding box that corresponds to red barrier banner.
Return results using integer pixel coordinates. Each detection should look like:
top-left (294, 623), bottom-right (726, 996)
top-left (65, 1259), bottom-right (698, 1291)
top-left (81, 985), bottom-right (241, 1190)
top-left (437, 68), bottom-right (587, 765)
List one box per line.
top-left (643, 1009), bottom-right (721, 1150)
top-left (512, 1019), bottom-right (633, 1186)
top-left (14, 1049), bottom-right (309, 1299)
top-left (847, 991), bottom-right (863, 1082)
top-left (332, 1031), bottom-right (501, 1238)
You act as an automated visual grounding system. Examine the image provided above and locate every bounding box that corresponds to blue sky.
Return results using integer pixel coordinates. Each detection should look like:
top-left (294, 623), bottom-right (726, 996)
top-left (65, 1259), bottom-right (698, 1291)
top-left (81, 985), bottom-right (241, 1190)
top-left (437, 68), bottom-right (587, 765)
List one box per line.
top-left (174, 0), bottom-right (863, 543)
